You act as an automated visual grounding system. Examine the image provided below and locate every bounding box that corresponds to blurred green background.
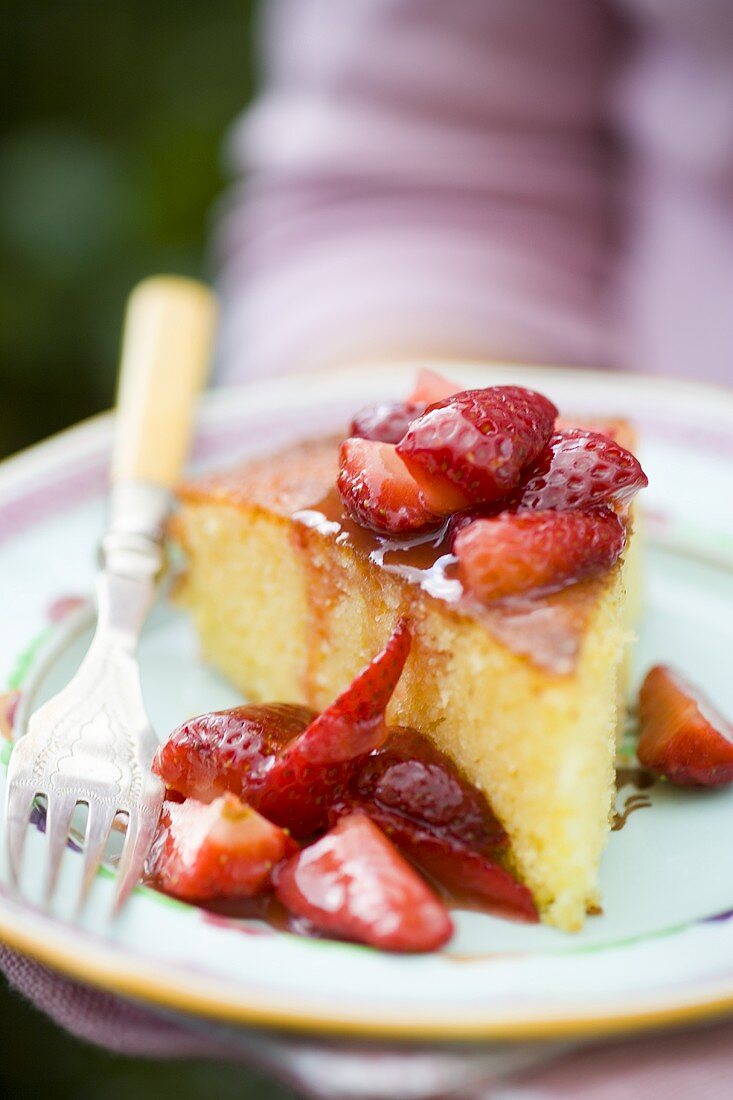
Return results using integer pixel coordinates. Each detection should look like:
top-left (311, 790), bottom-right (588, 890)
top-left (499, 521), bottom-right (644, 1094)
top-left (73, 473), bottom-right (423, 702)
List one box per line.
top-left (2, 2), bottom-right (296, 1096)
top-left (1, 0), bottom-right (258, 461)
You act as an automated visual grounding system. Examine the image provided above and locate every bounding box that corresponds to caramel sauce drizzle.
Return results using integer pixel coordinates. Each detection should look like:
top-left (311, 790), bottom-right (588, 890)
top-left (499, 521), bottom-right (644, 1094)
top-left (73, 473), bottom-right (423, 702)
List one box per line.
top-left (612, 765), bottom-right (655, 831)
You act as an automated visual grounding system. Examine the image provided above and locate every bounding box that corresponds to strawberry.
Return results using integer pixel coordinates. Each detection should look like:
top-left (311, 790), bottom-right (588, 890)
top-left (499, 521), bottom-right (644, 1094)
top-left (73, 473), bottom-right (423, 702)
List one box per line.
top-left (255, 621), bottom-right (413, 835)
top-left (329, 728), bottom-right (537, 919)
top-left (455, 507), bottom-right (626, 601)
top-left (275, 812), bottom-right (453, 952)
top-left (350, 401), bottom-right (427, 444)
top-left (352, 727), bottom-right (506, 851)
top-left (397, 387), bottom-right (558, 511)
top-left (337, 437), bottom-right (442, 536)
top-left (147, 794), bottom-right (297, 902)
top-left (638, 665), bottom-right (733, 786)
top-left (333, 800), bottom-right (537, 920)
top-left (515, 430), bottom-right (647, 512)
top-left (408, 368), bottom-right (459, 404)
top-left (152, 704), bottom-right (315, 803)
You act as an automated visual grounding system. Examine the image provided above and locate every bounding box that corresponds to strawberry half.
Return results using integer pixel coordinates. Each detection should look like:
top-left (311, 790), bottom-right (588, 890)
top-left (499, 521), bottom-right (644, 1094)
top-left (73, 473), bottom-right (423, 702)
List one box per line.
top-left (397, 386), bottom-right (558, 511)
top-left (147, 794), bottom-right (297, 902)
top-left (408, 368), bottom-right (460, 404)
top-left (334, 800), bottom-right (537, 921)
top-left (152, 704), bottom-right (315, 804)
top-left (515, 430), bottom-right (648, 512)
top-left (351, 727), bottom-right (506, 850)
top-left (455, 507), bottom-right (626, 601)
top-left (638, 665), bottom-right (733, 786)
top-left (275, 812), bottom-right (453, 952)
top-left (332, 728), bottom-right (537, 920)
top-left (255, 621), bottom-right (412, 835)
top-left (337, 437), bottom-right (442, 536)
top-left (350, 401), bottom-right (427, 444)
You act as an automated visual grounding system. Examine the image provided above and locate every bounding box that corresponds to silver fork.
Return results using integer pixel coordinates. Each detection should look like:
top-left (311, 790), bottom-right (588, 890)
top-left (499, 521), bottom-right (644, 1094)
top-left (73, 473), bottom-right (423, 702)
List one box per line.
top-left (4, 276), bottom-right (216, 914)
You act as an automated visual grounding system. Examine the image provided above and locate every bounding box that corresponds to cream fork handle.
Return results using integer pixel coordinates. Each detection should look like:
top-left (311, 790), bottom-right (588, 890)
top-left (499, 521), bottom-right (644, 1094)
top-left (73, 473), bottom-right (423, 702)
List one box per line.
top-left (111, 275), bottom-right (217, 489)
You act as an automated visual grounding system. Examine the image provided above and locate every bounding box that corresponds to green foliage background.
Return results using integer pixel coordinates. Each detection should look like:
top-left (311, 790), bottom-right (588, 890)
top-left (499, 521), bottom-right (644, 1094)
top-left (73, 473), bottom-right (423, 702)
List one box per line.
top-left (1, 0), bottom-right (258, 459)
top-left (1, 2), bottom-right (296, 1096)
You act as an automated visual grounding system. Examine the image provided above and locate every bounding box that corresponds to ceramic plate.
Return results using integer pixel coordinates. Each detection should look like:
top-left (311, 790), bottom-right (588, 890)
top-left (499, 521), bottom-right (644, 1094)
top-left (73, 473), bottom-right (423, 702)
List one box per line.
top-left (2, 363), bottom-right (733, 1042)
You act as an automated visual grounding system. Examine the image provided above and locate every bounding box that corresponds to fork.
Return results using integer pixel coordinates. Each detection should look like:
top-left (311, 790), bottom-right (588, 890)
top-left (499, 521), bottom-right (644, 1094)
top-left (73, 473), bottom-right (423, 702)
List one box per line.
top-left (4, 276), bottom-right (216, 914)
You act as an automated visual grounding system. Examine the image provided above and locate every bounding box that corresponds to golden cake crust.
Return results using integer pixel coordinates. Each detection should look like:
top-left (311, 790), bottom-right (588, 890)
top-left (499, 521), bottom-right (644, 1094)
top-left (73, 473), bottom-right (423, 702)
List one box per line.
top-left (179, 437), bottom-right (621, 676)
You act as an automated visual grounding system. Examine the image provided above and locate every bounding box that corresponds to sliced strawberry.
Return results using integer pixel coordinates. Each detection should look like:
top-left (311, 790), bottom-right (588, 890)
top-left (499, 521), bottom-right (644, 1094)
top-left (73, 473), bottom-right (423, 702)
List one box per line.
top-left (333, 800), bottom-right (536, 921)
top-left (333, 728), bottom-right (536, 920)
top-left (350, 401), bottom-right (427, 444)
top-left (515, 430), bottom-right (648, 512)
top-left (352, 727), bottom-right (506, 850)
top-left (397, 387), bottom-right (558, 510)
top-left (147, 794), bottom-right (297, 902)
top-left (275, 812), bottom-right (453, 952)
top-left (638, 666), bottom-right (733, 786)
top-left (337, 437), bottom-right (442, 536)
top-left (408, 368), bottom-right (460, 404)
top-left (455, 507), bottom-right (626, 601)
top-left (255, 622), bottom-right (412, 835)
top-left (152, 704), bottom-right (315, 803)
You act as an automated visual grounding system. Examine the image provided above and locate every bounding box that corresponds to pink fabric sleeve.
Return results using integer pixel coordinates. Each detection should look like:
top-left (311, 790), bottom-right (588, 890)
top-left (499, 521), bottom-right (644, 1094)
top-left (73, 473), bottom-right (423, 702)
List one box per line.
top-left (215, 0), bottom-right (619, 382)
top-left (614, 0), bottom-right (733, 385)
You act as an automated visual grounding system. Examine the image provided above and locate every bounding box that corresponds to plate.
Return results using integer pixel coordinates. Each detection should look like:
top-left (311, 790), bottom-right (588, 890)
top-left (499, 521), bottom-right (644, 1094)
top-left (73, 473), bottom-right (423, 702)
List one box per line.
top-left (2, 362), bottom-right (733, 1042)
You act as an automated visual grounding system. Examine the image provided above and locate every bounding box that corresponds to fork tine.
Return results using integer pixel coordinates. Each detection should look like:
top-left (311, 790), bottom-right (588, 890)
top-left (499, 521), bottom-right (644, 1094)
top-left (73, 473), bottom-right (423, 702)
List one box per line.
top-left (112, 809), bottom-right (158, 915)
top-left (43, 792), bottom-right (79, 905)
top-left (4, 782), bottom-right (37, 886)
top-left (75, 801), bottom-right (117, 913)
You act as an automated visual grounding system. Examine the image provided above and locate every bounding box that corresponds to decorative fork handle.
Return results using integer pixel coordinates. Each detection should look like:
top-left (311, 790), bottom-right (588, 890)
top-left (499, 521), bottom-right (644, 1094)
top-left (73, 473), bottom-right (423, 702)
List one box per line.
top-left (99, 274), bottom-right (218, 639)
top-left (4, 278), bottom-right (217, 915)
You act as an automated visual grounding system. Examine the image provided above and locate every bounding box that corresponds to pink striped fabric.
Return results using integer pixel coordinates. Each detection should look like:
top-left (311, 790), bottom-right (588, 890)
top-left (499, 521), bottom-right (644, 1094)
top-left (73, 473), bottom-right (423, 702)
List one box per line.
top-left (215, 0), bottom-right (733, 388)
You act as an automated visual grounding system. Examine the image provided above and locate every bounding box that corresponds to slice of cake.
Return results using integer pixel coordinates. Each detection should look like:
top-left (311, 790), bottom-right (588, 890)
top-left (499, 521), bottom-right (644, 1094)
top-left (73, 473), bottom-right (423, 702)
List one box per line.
top-left (171, 377), bottom-right (645, 931)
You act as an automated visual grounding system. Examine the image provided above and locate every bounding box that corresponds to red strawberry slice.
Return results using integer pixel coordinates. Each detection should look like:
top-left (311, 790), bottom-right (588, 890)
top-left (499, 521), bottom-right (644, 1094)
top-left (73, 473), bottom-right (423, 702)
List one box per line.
top-left (352, 727), bottom-right (507, 851)
top-left (638, 666), bottom-right (733, 786)
top-left (275, 812), bottom-right (453, 952)
top-left (333, 799), bottom-right (537, 921)
top-left (147, 794), bottom-right (297, 902)
top-left (332, 728), bottom-right (536, 920)
top-left (152, 704), bottom-right (315, 803)
top-left (350, 401), bottom-right (427, 444)
top-left (455, 507), bottom-right (626, 601)
top-left (408, 368), bottom-right (459, 404)
top-left (516, 430), bottom-right (648, 512)
top-left (337, 437), bottom-right (442, 535)
top-left (255, 621), bottom-right (412, 835)
top-left (397, 387), bottom-right (558, 510)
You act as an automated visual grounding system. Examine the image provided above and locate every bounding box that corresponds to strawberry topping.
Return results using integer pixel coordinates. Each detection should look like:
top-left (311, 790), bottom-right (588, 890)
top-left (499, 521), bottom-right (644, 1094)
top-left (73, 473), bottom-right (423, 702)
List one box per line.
top-left (397, 386), bottom-right (558, 510)
top-left (329, 728), bottom-right (537, 920)
top-left (638, 666), bottom-right (733, 787)
top-left (275, 812), bottom-right (453, 952)
top-left (337, 438), bottom-right (442, 536)
top-left (516, 430), bottom-right (648, 512)
top-left (254, 621), bottom-right (412, 835)
top-left (455, 507), bottom-right (626, 601)
top-left (351, 727), bottom-right (506, 850)
top-left (334, 800), bottom-right (537, 920)
top-left (146, 794), bottom-right (297, 902)
top-left (152, 704), bottom-right (315, 804)
top-left (350, 401), bottom-right (427, 444)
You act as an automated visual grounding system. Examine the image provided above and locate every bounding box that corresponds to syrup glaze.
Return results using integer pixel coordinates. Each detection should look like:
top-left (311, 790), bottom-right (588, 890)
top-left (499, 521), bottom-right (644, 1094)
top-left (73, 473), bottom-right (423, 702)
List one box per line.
top-left (292, 484), bottom-right (613, 676)
top-left (180, 436), bottom-right (622, 675)
top-left (612, 765), bottom-right (655, 831)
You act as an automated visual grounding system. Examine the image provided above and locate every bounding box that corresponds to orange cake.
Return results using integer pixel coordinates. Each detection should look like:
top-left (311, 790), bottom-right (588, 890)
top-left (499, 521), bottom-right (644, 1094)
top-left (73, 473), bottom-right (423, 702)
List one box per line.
top-left (171, 383), bottom-right (644, 933)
